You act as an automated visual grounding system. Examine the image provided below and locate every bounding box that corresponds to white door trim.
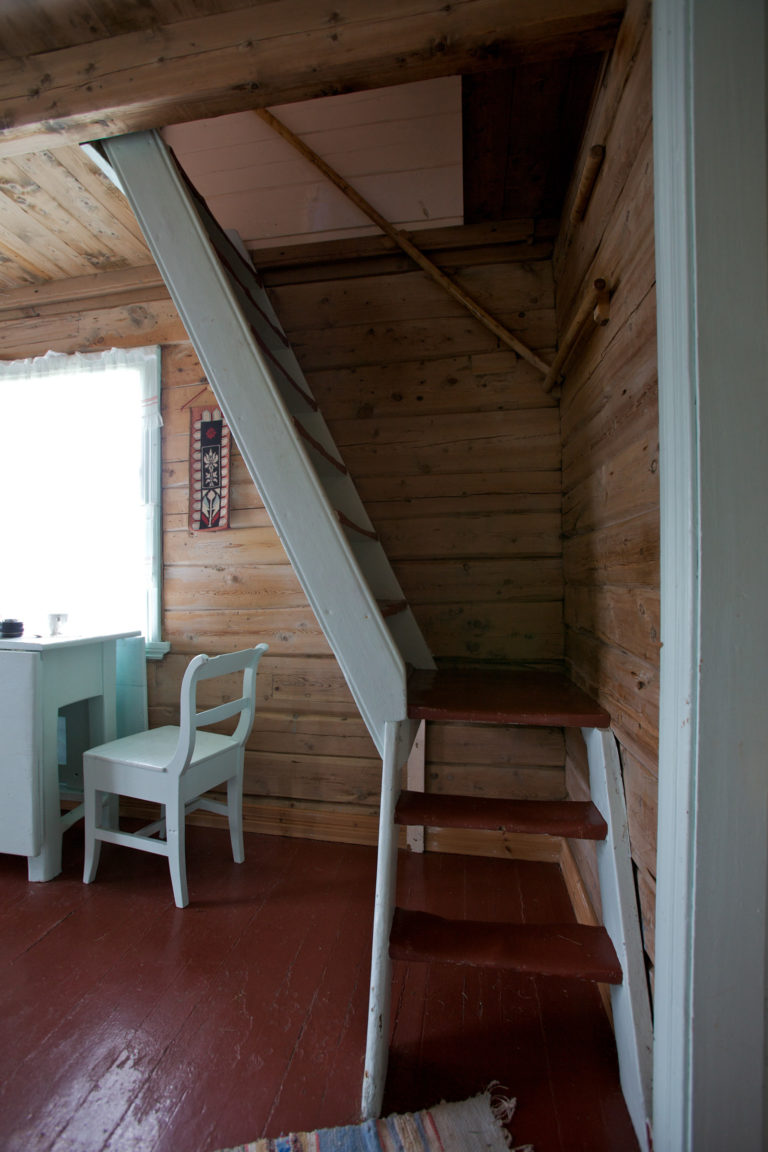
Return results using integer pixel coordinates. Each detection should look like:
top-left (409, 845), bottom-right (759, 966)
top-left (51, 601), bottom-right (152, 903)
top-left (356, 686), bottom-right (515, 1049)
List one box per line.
top-left (652, 1), bottom-right (768, 1148)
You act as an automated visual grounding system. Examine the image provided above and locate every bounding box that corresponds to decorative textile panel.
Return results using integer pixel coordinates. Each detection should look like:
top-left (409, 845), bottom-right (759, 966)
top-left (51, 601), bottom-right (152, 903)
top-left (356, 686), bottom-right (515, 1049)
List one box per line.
top-left (189, 406), bottom-right (230, 531)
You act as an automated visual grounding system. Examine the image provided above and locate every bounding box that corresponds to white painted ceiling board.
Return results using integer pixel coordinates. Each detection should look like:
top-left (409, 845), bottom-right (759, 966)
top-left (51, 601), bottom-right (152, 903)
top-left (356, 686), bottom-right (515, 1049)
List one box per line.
top-left (163, 77), bottom-right (463, 248)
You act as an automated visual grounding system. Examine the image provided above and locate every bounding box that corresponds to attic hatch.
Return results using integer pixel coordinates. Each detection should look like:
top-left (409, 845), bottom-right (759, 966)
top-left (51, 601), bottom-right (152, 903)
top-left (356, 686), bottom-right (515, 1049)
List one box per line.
top-left (161, 62), bottom-right (603, 253)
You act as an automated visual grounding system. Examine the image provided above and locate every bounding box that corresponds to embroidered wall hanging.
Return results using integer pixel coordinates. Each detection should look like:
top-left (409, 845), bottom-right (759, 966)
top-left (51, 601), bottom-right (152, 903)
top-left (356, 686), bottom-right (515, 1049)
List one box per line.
top-left (189, 406), bottom-right (231, 531)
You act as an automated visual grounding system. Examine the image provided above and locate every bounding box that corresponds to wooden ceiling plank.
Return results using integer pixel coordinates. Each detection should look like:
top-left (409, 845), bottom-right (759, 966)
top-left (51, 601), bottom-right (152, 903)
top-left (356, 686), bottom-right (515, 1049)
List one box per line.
top-left (50, 143), bottom-right (149, 246)
top-left (0, 214), bottom-right (75, 282)
top-left (11, 149), bottom-right (151, 262)
top-left (0, 155), bottom-right (134, 272)
top-left (0, 0), bottom-right (623, 156)
top-left (0, 173), bottom-right (106, 277)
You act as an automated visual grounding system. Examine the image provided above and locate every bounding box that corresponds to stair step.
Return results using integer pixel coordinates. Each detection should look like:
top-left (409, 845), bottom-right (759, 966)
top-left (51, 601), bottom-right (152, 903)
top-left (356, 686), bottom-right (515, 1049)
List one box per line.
top-left (389, 908), bottom-right (622, 983)
top-left (378, 599), bottom-right (408, 618)
top-left (395, 792), bottom-right (607, 839)
top-left (336, 510), bottom-right (378, 541)
top-left (293, 418), bottom-right (347, 473)
top-left (407, 667), bottom-right (610, 727)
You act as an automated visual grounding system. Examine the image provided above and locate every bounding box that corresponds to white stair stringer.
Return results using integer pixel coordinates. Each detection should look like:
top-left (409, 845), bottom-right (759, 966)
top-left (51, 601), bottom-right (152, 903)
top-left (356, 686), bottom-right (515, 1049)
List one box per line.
top-left (101, 130), bottom-right (435, 759)
top-left (584, 726), bottom-right (653, 1152)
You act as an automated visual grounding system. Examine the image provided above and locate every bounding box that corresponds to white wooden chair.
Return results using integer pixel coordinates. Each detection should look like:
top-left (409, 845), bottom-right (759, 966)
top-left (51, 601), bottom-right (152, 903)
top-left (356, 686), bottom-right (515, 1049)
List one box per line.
top-left (82, 644), bottom-right (268, 907)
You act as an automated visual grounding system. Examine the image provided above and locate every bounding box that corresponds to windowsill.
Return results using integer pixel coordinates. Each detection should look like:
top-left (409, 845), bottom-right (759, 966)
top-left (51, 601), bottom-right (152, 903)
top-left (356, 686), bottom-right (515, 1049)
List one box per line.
top-left (146, 640), bottom-right (171, 661)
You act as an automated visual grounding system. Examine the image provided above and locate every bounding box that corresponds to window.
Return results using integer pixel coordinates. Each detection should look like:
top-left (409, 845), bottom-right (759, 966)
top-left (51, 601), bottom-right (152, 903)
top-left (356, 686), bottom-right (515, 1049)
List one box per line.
top-left (0, 345), bottom-right (168, 658)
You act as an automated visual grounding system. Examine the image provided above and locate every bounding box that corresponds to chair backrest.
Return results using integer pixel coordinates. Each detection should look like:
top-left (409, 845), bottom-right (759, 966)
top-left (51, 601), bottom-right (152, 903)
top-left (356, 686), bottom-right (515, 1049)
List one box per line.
top-left (168, 644), bottom-right (269, 778)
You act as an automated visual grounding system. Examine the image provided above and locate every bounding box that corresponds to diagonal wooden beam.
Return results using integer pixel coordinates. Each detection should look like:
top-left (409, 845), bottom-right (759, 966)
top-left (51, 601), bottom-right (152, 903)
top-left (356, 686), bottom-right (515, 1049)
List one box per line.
top-left (255, 106), bottom-right (552, 376)
top-left (0, 0), bottom-right (622, 158)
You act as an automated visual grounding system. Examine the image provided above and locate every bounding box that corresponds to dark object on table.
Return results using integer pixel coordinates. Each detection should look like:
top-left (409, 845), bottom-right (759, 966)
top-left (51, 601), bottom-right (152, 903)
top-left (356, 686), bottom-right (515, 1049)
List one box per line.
top-left (1, 619), bottom-right (23, 637)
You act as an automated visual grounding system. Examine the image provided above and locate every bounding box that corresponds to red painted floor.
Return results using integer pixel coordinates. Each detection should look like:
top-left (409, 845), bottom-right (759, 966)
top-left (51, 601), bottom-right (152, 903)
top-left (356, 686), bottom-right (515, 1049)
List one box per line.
top-left (0, 826), bottom-right (638, 1151)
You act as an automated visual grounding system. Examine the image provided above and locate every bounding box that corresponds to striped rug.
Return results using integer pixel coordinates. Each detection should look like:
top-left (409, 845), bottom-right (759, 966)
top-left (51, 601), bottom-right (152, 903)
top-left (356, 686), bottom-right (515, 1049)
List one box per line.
top-left (215, 1090), bottom-right (531, 1151)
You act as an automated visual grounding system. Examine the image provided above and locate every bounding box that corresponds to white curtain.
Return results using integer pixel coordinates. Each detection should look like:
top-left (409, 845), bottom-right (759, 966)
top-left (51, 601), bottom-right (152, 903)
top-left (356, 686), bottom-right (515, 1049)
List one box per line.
top-left (0, 346), bottom-right (165, 648)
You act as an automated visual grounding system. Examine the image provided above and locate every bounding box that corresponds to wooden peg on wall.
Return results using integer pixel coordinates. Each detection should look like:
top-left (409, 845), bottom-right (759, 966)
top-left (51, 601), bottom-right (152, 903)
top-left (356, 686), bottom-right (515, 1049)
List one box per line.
top-left (543, 277), bottom-right (611, 393)
top-left (571, 144), bottom-right (606, 224)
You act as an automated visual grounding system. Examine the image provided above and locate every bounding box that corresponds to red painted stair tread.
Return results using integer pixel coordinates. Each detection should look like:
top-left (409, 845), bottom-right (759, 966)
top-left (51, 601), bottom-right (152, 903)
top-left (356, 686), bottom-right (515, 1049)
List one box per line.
top-left (390, 908), bottom-right (623, 983)
top-left (407, 667), bottom-right (610, 727)
top-left (395, 792), bottom-right (607, 839)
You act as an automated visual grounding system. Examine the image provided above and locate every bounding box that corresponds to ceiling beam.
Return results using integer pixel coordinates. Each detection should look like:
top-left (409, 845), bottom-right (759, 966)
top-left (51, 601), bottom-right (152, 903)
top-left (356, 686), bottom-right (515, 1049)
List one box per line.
top-left (0, 0), bottom-right (622, 158)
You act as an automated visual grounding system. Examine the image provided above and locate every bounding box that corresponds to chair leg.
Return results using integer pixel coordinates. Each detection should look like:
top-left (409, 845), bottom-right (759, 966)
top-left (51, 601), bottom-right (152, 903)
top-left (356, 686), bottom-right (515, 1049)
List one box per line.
top-left (83, 786), bottom-right (103, 884)
top-left (166, 798), bottom-right (189, 908)
top-left (227, 772), bottom-right (245, 864)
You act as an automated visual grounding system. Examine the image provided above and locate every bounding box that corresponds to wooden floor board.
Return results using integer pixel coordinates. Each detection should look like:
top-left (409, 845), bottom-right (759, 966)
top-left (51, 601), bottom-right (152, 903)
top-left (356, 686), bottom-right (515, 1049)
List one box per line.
top-left (0, 826), bottom-right (638, 1152)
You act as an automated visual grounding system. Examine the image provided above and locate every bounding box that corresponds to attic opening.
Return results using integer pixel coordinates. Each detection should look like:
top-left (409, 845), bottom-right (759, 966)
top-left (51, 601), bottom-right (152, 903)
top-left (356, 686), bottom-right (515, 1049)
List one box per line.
top-left (160, 61), bottom-right (604, 261)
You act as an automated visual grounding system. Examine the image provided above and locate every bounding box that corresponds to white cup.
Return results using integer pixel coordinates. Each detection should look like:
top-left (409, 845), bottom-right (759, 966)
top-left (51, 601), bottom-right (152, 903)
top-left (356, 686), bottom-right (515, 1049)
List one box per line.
top-left (48, 613), bottom-right (68, 636)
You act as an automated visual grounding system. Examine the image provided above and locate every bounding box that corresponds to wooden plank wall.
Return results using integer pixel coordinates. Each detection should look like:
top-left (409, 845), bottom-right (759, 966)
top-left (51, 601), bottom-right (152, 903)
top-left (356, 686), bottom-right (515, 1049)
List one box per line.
top-left (157, 226), bottom-right (566, 858)
top-left (0, 221), bottom-right (567, 859)
top-left (553, 0), bottom-right (658, 983)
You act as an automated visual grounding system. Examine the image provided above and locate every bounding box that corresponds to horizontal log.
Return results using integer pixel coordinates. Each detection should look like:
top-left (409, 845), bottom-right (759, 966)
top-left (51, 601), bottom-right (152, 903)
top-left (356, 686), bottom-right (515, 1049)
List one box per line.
top-left (333, 406), bottom-right (559, 451)
top-left (427, 762), bottom-right (566, 802)
top-left (289, 309), bottom-right (557, 371)
top-left (368, 491), bottom-right (561, 519)
top-left (149, 652), bottom-right (356, 712)
top-left (248, 709), bottom-right (377, 761)
top-left (562, 433), bottom-right (659, 537)
top-left (564, 583), bottom-right (660, 665)
top-left (427, 722), bottom-right (565, 767)
top-left (563, 509), bottom-right (659, 586)
top-left (244, 750), bottom-right (381, 806)
top-left (377, 511), bottom-right (562, 560)
top-left (163, 607), bottom-right (332, 657)
top-left (395, 558), bottom-right (564, 604)
top-left (163, 525), bottom-right (287, 566)
top-left (269, 262), bottom-right (554, 332)
top-left (163, 563), bottom-right (307, 611)
top-left (308, 352), bottom-right (557, 420)
top-left (416, 600), bottom-right (563, 663)
top-left (355, 469), bottom-right (562, 503)
top-left (0, 297), bottom-right (188, 358)
top-left (0, 1), bottom-right (623, 156)
top-left (340, 424), bottom-right (561, 480)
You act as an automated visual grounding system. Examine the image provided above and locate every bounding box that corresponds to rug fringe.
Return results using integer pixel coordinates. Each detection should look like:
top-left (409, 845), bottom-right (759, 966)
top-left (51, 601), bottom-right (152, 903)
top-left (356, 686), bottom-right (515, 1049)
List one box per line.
top-left (486, 1083), bottom-right (534, 1152)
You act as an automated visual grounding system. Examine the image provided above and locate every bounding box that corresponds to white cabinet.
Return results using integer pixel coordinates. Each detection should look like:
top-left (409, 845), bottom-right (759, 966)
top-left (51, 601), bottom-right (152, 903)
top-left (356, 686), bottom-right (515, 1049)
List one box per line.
top-left (0, 632), bottom-right (140, 880)
top-left (0, 652), bottom-right (40, 856)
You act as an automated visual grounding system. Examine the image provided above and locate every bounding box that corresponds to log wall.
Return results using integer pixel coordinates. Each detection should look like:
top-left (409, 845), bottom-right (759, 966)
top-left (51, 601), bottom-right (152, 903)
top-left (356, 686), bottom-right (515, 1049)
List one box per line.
top-left (0, 223), bottom-right (568, 858)
top-left (160, 229), bottom-right (566, 855)
top-left (553, 0), bottom-right (659, 980)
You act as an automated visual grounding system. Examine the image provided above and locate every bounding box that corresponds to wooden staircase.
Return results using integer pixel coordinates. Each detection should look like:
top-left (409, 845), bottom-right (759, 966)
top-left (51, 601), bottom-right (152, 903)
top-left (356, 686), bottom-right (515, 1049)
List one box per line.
top-left (362, 669), bottom-right (652, 1152)
top-left (99, 128), bottom-right (432, 770)
top-left (97, 129), bottom-right (651, 1152)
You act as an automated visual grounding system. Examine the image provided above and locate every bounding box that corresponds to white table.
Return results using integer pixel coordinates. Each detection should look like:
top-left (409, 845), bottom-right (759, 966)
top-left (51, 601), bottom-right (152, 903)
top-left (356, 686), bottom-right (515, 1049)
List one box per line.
top-left (0, 631), bottom-right (140, 881)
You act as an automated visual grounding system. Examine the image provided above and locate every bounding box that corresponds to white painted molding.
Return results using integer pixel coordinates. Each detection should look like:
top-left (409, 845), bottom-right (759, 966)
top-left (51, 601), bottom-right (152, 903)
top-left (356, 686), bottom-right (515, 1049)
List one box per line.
top-left (653, 1), bottom-right (768, 1148)
top-left (584, 727), bottom-right (652, 1151)
top-left (361, 720), bottom-right (402, 1120)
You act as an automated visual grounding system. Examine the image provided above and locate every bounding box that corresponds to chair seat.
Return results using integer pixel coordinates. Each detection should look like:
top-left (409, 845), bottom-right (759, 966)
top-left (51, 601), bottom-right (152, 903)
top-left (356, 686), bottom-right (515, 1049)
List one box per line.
top-left (87, 725), bottom-right (237, 772)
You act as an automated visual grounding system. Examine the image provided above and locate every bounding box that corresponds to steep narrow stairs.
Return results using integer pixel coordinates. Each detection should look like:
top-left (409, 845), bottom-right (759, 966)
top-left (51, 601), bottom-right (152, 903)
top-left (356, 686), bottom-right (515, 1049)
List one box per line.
top-left (95, 130), bottom-right (652, 1152)
top-left (98, 128), bottom-right (433, 771)
top-left (362, 668), bottom-right (652, 1152)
